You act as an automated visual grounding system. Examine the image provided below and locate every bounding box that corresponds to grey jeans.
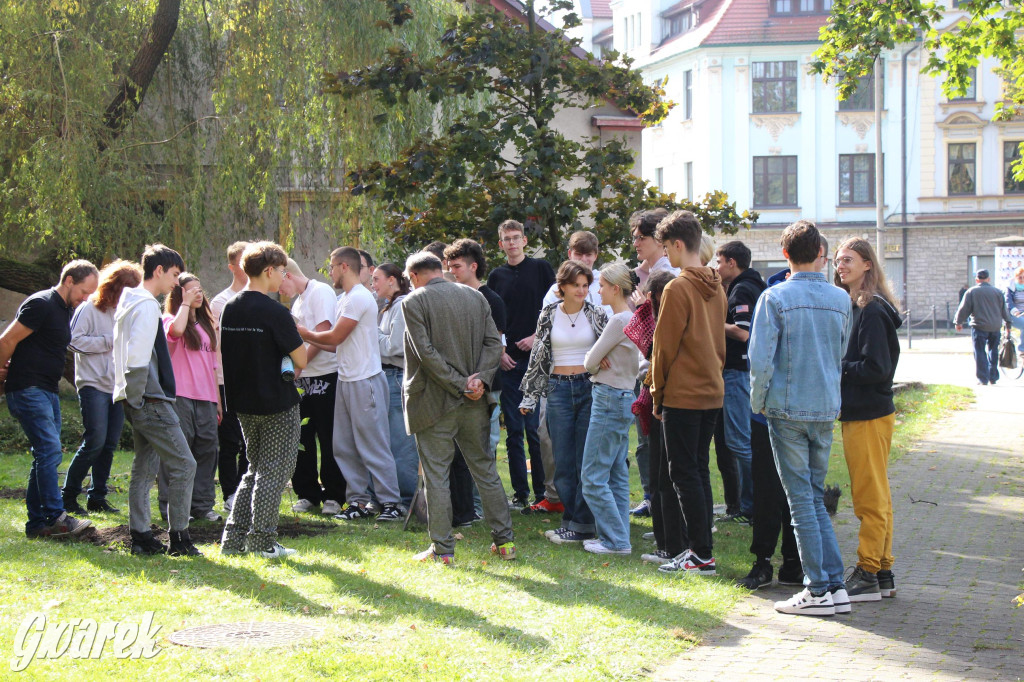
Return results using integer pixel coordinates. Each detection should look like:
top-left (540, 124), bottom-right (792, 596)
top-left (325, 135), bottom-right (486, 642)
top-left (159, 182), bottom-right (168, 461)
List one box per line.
top-left (221, 404), bottom-right (301, 553)
top-left (158, 397), bottom-right (218, 515)
top-left (332, 372), bottom-right (400, 507)
top-left (124, 400), bottom-right (196, 533)
top-left (537, 396), bottom-right (560, 503)
top-left (416, 400), bottom-right (513, 555)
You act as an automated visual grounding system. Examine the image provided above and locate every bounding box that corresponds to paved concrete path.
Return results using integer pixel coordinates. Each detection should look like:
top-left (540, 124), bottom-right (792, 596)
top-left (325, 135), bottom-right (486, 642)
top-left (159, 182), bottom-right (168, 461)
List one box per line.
top-left (655, 383), bottom-right (1024, 681)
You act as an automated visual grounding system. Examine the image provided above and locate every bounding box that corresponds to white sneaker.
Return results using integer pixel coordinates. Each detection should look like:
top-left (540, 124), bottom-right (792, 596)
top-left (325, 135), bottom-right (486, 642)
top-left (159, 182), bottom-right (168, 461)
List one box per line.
top-left (224, 493), bottom-right (235, 513)
top-left (641, 550), bottom-right (673, 565)
top-left (642, 532), bottom-right (655, 541)
top-left (291, 498), bottom-right (316, 513)
top-left (583, 539), bottom-right (631, 555)
top-left (774, 588), bottom-right (836, 617)
top-left (199, 510), bottom-right (223, 522)
top-left (321, 500), bottom-right (342, 515)
top-left (259, 542), bottom-right (298, 559)
top-left (830, 587), bottom-right (852, 614)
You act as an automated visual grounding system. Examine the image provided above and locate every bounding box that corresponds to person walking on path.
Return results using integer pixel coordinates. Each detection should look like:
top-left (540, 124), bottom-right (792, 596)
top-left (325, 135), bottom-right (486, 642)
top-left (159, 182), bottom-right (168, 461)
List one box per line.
top-left (63, 260), bottom-right (141, 516)
top-left (650, 210), bottom-right (727, 577)
top-left (580, 263), bottom-right (640, 555)
top-left (401, 252), bottom-right (512, 565)
top-left (114, 244), bottom-right (201, 557)
top-left (219, 242), bottom-right (307, 559)
top-left (0, 260), bottom-right (98, 539)
top-left (954, 269), bottom-right (1012, 385)
top-left (749, 221), bottom-right (851, 616)
top-left (834, 238), bottom-right (902, 603)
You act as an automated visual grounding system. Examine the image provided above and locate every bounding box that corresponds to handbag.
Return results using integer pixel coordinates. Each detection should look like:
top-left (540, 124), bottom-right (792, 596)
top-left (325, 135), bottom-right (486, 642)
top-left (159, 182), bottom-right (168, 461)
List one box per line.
top-left (999, 329), bottom-right (1018, 369)
top-left (624, 300), bottom-right (655, 356)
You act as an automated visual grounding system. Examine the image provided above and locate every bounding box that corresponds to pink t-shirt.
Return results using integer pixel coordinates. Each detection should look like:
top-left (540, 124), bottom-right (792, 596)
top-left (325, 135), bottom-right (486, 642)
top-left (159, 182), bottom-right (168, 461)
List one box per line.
top-left (162, 314), bottom-right (219, 404)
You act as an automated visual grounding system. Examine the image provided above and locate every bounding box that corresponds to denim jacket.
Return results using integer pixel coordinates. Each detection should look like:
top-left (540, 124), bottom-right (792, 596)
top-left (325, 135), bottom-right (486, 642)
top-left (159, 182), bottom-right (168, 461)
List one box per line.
top-left (748, 271), bottom-right (852, 421)
top-left (519, 301), bottom-right (607, 411)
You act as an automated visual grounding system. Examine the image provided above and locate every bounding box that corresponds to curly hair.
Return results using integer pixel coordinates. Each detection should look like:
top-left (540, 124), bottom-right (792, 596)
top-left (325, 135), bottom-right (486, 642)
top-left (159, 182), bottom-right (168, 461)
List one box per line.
top-left (91, 260), bottom-right (142, 313)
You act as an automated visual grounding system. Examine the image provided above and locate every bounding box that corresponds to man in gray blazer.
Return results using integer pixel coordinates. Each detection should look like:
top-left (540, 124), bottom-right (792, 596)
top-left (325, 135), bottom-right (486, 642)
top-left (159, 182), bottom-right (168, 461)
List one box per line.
top-left (402, 252), bottom-right (515, 564)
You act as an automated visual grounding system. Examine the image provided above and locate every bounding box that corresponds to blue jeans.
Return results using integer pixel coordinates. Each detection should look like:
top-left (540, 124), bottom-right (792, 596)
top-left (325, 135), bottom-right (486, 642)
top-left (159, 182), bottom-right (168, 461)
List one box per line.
top-left (767, 417), bottom-right (845, 594)
top-left (722, 369), bottom-right (754, 516)
top-left (64, 386), bottom-right (123, 501)
top-left (546, 373), bottom-right (594, 533)
top-left (971, 328), bottom-right (1000, 384)
top-left (5, 387), bottom-right (64, 531)
top-left (581, 383), bottom-right (634, 550)
top-left (384, 367), bottom-right (420, 508)
top-left (500, 363), bottom-right (544, 502)
top-left (1009, 313), bottom-right (1024, 351)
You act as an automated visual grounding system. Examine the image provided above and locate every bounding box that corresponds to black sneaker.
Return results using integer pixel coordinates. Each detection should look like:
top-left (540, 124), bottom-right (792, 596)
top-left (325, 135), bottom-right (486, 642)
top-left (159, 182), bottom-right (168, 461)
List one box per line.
top-left (377, 503), bottom-right (403, 522)
top-left (845, 566), bottom-right (881, 602)
top-left (46, 512), bottom-right (92, 538)
top-left (509, 494), bottom-right (530, 510)
top-left (62, 494), bottom-right (88, 515)
top-left (334, 504), bottom-right (374, 521)
top-left (548, 529), bottom-right (595, 545)
top-left (778, 563), bottom-right (806, 587)
top-left (167, 530), bottom-right (202, 557)
top-left (718, 512), bottom-right (752, 526)
top-left (737, 561), bottom-right (773, 589)
top-left (877, 569), bottom-right (896, 598)
top-left (87, 498), bottom-right (121, 513)
top-left (131, 530), bottom-right (168, 555)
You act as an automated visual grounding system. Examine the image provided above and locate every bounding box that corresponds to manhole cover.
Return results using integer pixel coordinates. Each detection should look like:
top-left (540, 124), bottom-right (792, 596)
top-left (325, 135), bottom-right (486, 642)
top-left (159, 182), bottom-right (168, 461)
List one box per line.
top-left (169, 622), bottom-right (323, 649)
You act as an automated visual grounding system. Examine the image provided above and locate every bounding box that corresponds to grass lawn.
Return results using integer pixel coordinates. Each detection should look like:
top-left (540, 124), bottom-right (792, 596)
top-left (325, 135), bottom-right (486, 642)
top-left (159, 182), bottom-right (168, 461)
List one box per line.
top-left (0, 384), bottom-right (970, 680)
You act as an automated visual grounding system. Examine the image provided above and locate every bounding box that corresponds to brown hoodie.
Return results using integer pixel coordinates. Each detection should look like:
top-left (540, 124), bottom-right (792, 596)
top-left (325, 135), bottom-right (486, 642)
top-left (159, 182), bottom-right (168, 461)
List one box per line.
top-left (651, 266), bottom-right (727, 410)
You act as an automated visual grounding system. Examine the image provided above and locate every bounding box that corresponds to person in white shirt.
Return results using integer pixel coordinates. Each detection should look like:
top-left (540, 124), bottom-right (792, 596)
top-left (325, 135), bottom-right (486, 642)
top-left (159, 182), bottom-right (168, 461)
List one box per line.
top-left (210, 241), bottom-right (249, 513)
top-left (298, 247), bottom-right (402, 522)
top-left (279, 259), bottom-right (346, 516)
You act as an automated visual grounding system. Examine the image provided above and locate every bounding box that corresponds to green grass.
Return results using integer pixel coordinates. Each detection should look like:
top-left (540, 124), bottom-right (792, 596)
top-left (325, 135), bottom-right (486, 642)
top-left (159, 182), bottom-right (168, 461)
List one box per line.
top-left (0, 385), bottom-right (970, 680)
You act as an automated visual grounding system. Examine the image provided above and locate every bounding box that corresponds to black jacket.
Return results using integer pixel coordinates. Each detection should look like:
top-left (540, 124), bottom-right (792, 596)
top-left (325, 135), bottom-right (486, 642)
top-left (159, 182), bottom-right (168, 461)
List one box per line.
top-left (724, 268), bottom-right (767, 370)
top-left (840, 294), bottom-right (902, 422)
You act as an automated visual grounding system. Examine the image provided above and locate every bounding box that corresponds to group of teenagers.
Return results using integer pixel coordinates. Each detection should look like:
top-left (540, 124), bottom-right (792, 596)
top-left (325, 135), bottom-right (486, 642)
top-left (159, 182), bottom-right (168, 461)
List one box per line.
top-left (0, 209), bottom-right (902, 618)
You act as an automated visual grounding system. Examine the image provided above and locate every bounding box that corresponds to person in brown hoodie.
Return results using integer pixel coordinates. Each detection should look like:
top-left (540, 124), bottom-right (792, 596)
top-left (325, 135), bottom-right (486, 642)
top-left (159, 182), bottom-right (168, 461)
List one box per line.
top-left (650, 210), bottom-right (727, 576)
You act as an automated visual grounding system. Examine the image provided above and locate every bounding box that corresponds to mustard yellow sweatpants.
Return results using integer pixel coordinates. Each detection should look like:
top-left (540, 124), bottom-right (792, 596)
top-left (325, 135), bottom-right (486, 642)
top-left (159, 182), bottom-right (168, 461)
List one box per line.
top-left (842, 413), bottom-right (896, 574)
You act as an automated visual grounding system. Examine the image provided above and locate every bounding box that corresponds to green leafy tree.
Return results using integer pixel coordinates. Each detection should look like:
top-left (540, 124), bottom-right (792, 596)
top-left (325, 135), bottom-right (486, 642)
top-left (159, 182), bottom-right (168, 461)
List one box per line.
top-left (327, 0), bottom-right (756, 265)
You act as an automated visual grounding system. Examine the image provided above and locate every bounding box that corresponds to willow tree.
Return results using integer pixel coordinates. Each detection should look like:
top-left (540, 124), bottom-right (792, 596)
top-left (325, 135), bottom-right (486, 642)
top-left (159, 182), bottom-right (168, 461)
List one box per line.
top-left (0, 0), bottom-right (451, 292)
top-left (328, 0), bottom-right (756, 264)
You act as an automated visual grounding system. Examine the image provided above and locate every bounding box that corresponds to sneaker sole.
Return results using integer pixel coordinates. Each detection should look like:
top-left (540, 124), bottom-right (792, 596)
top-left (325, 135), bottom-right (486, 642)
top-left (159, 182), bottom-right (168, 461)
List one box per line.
top-left (834, 602), bottom-right (852, 614)
top-left (641, 556), bottom-right (671, 565)
top-left (738, 579), bottom-right (772, 590)
top-left (848, 592), bottom-right (882, 603)
top-left (880, 589), bottom-right (896, 598)
top-left (50, 520), bottom-right (93, 538)
top-left (777, 578), bottom-right (805, 586)
top-left (775, 605), bottom-right (835, 616)
top-left (584, 547), bottom-right (631, 555)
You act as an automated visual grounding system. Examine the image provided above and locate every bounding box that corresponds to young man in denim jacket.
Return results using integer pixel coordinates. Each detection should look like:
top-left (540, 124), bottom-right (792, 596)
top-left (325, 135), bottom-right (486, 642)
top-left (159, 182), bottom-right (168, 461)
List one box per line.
top-left (748, 220), bottom-right (852, 617)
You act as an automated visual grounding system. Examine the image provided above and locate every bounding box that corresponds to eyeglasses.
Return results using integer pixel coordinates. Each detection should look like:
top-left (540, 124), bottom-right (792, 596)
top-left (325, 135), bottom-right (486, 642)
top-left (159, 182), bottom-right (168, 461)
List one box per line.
top-left (833, 256), bottom-right (860, 267)
top-left (329, 262), bottom-right (342, 271)
top-left (500, 235), bottom-right (524, 244)
top-left (631, 234), bottom-right (649, 243)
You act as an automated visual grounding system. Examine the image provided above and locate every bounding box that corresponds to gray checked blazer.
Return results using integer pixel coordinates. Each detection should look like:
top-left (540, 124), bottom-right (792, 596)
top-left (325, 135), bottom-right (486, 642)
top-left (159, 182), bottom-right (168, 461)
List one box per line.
top-left (401, 277), bottom-right (502, 435)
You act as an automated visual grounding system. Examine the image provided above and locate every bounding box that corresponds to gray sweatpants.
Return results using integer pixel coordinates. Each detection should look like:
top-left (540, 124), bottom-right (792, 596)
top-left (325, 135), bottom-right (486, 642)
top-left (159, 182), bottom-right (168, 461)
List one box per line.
top-left (416, 400), bottom-right (513, 555)
top-left (221, 404), bottom-right (301, 553)
top-left (157, 397), bottom-right (218, 515)
top-left (538, 397), bottom-right (560, 503)
top-left (332, 372), bottom-right (400, 507)
top-left (124, 401), bottom-right (196, 533)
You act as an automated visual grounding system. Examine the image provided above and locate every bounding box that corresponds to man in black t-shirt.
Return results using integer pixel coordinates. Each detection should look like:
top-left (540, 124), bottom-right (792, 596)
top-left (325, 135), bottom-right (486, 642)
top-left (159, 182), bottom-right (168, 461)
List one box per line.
top-left (485, 220), bottom-right (555, 508)
top-left (0, 260), bottom-right (98, 539)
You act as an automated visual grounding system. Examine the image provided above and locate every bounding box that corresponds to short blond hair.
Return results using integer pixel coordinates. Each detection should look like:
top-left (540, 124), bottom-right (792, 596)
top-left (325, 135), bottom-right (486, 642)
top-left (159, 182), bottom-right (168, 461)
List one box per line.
top-left (284, 258), bottom-right (305, 278)
top-left (699, 234), bottom-right (715, 266)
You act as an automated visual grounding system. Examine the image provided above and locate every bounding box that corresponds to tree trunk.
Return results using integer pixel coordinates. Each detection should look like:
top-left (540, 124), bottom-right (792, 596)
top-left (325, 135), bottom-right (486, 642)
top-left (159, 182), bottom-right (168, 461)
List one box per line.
top-left (101, 0), bottom-right (181, 142)
top-left (0, 258), bottom-right (57, 296)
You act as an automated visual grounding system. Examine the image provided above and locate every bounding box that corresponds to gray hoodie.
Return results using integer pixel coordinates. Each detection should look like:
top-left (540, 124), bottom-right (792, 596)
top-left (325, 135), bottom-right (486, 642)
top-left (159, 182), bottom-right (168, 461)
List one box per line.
top-left (112, 285), bottom-right (176, 407)
top-left (69, 301), bottom-right (115, 394)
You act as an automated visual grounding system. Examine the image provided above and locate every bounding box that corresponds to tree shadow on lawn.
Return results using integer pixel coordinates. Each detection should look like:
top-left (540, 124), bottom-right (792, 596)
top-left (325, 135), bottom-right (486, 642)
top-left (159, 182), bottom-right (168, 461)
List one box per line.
top-left (287, 559), bottom-right (551, 653)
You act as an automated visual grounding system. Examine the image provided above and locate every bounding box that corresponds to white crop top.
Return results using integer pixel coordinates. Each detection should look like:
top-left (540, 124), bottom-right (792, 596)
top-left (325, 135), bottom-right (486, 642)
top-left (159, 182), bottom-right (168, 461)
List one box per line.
top-left (550, 304), bottom-right (597, 366)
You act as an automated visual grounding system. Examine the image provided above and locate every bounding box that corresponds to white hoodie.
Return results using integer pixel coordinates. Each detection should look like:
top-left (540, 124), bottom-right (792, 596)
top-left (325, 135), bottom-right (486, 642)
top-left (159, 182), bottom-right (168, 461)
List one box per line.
top-left (112, 284), bottom-right (173, 407)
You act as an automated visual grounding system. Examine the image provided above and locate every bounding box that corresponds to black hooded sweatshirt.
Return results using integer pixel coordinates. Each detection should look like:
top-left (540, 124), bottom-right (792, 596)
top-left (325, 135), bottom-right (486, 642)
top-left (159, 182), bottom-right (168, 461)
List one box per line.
top-left (840, 294), bottom-right (903, 422)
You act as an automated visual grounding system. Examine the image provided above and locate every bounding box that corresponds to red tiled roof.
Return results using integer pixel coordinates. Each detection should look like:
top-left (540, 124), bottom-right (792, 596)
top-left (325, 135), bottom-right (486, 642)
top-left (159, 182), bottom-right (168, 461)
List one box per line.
top-left (702, 0), bottom-right (828, 46)
top-left (589, 0), bottom-right (613, 19)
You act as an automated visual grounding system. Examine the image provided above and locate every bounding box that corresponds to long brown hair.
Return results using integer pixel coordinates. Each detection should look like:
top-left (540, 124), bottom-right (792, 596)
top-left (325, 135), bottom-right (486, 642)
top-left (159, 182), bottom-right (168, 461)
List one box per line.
top-left (91, 260), bottom-right (142, 312)
top-left (833, 238), bottom-right (897, 309)
top-left (376, 263), bottom-right (411, 313)
top-left (165, 273), bottom-right (218, 352)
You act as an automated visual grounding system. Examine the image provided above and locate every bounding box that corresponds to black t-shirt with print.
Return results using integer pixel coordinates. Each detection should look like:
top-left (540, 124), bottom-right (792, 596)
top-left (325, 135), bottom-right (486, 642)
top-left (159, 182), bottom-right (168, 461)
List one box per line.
top-left (221, 291), bottom-right (303, 415)
top-left (6, 288), bottom-right (73, 394)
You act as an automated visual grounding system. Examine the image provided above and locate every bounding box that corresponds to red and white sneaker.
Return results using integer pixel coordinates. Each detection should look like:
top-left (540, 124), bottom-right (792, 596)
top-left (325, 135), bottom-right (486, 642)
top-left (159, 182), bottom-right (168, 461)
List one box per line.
top-left (657, 549), bottom-right (716, 576)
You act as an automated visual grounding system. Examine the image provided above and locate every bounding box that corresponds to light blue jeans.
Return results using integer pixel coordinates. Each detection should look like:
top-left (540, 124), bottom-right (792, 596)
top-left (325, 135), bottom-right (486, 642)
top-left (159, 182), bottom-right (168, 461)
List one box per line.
top-left (767, 417), bottom-right (845, 594)
top-left (384, 367), bottom-right (420, 508)
top-left (5, 387), bottom-right (64, 531)
top-left (581, 383), bottom-right (634, 550)
top-left (723, 369), bottom-right (754, 516)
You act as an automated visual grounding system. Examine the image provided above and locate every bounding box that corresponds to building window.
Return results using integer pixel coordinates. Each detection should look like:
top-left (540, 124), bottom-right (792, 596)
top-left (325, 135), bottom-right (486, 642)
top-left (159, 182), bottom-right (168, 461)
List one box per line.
top-left (685, 161), bottom-right (693, 200)
top-left (663, 11), bottom-right (692, 41)
top-left (633, 13), bottom-right (641, 49)
top-left (838, 67), bottom-right (883, 111)
top-left (1004, 141), bottom-right (1024, 194)
top-left (752, 61), bottom-right (798, 113)
top-left (949, 66), bottom-right (977, 102)
top-left (948, 143), bottom-right (976, 195)
top-left (839, 154), bottom-right (877, 205)
top-left (753, 156), bottom-right (798, 207)
top-left (772, 0), bottom-right (832, 14)
top-left (683, 70), bottom-right (693, 120)
top-left (654, 167), bottom-right (664, 192)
